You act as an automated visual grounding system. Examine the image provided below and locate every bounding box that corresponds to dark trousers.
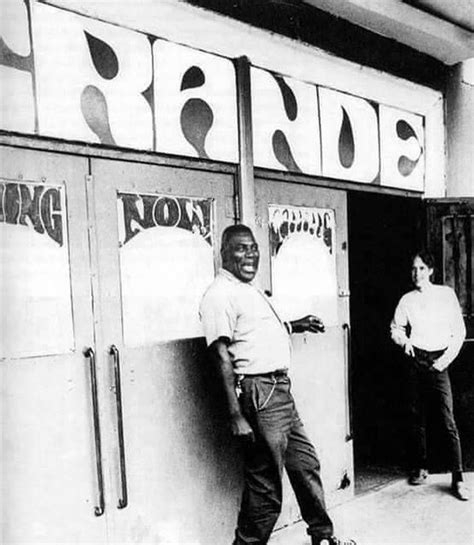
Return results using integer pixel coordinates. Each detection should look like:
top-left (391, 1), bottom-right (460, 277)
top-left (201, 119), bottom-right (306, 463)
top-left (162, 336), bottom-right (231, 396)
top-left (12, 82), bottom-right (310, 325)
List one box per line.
top-left (233, 374), bottom-right (333, 545)
top-left (406, 351), bottom-right (463, 475)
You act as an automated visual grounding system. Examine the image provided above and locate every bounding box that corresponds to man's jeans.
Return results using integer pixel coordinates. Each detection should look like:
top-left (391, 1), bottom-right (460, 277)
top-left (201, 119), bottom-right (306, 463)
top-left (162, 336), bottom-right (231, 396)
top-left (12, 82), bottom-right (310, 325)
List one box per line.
top-left (233, 373), bottom-right (333, 545)
top-left (406, 352), bottom-right (463, 474)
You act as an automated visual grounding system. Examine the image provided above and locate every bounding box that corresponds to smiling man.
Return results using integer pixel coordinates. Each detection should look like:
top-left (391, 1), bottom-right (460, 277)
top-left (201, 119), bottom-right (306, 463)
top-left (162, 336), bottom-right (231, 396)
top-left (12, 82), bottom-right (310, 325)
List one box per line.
top-left (199, 224), bottom-right (355, 545)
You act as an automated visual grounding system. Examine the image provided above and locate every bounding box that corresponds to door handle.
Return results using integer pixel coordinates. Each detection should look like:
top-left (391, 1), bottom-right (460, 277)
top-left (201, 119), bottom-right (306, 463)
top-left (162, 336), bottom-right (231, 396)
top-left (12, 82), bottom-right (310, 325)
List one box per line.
top-left (342, 324), bottom-right (353, 442)
top-left (110, 345), bottom-right (128, 509)
top-left (84, 347), bottom-right (105, 517)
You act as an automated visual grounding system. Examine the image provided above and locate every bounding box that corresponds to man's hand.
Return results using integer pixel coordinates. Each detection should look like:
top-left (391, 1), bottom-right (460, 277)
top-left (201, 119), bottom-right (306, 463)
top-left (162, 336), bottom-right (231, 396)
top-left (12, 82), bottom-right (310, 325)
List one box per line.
top-left (291, 315), bottom-right (325, 334)
top-left (208, 339), bottom-right (255, 443)
top-left (431, 359), bottom-right (448, 373)
top-left (404, 341), bottom-right (415, 357)
top-left (230, 413), bottom-right (255, 443)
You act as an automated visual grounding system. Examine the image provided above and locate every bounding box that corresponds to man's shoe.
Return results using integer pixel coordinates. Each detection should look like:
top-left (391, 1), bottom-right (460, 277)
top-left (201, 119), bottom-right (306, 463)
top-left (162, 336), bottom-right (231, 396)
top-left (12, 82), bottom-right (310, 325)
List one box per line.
top-left (314, 537), bottom-right (357, 545)
top-left (451, 481), bottom-right (470, 501)
top-left (408, 468), bottom-right (428, 485)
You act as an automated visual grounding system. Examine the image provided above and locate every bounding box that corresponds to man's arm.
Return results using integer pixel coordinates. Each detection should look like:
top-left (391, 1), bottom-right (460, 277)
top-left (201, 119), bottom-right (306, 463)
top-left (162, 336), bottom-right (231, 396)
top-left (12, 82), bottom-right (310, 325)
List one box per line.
top-left (207, 338), bottom-right (254, 442)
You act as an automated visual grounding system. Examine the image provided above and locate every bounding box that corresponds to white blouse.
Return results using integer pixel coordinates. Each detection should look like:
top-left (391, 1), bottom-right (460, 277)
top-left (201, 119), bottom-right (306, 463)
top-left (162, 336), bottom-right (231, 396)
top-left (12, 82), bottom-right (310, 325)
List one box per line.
top-left (391, 284), bottom-right (466, 367)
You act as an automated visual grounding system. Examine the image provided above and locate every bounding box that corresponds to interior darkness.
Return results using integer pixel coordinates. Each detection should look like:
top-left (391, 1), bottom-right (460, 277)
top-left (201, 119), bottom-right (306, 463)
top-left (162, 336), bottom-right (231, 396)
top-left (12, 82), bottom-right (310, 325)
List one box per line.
top-left (348, 191), bottom-right (424, 492)
top-left (349, 192), bottom-right (474, 494)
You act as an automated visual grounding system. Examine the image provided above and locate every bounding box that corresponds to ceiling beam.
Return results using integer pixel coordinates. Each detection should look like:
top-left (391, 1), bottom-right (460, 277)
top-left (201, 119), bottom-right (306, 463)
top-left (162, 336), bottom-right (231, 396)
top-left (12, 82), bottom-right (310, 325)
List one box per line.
top-left (301, 0), bottom-right (474, 64)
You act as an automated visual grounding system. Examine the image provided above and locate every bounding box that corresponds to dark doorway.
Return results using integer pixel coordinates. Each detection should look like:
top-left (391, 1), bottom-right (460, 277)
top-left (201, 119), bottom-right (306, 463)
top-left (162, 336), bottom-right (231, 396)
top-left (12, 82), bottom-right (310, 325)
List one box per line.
top-left (348, 191), bottom-right (423, 494)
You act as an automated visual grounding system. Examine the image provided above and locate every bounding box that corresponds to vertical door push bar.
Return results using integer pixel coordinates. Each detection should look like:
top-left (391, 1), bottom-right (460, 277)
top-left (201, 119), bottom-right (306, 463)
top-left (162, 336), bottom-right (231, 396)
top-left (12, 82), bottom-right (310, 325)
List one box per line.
top-left (342, 323), bottom-right (354, 442)
top-left (110, 345), bottom-right (128, 509)
top-left (84, 347), bottom-right (105, 517)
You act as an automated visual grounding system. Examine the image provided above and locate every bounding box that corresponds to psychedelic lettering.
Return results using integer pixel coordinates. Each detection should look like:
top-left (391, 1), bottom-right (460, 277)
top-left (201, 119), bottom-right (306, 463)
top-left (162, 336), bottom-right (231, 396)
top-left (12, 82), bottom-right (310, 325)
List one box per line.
top-left (118, 192), bottom-right (212, 246)
top-left (33, 2), bottom-right (153, 149)
top-left (379, 105), bottom-right (424, 191)
top-left (319, 88), bottom-right (380, 183)
top-left (252, 67), bottom-right (321, 175)
top-left (269, 206), bottom-right (333, 256)
top-left (0, 1), bottom-right (426, 191)
top-left (153, 40), bottom-right (238, 162)
top-left (0, 181), bottom-right (64, 246)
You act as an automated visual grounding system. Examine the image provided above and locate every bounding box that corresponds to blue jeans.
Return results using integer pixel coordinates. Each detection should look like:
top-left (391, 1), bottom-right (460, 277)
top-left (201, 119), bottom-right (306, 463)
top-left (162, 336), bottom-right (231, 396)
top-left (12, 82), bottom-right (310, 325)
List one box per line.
top-left (233, 373), bottom-right (333, 545)
top-left (406, 353), bottom-right (463, 474)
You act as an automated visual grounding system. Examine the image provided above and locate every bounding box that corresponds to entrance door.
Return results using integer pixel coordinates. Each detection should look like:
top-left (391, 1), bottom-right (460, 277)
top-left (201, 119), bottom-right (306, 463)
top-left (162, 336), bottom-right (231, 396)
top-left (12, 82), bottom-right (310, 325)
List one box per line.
top-left (425, 198), bottom-right (474, 471)
top-left (255, 178), bottom-right (353, 527)
top-left (89, 159), bottom-right (241, 543)
top-left (0, 147), bottom-right (108, 543)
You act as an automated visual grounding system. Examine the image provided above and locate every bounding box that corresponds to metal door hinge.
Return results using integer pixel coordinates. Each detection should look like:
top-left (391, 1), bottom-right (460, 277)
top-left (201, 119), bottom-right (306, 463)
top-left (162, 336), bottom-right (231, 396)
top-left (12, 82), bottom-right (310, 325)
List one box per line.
top-left (226, 194), bottom-right (240, 221)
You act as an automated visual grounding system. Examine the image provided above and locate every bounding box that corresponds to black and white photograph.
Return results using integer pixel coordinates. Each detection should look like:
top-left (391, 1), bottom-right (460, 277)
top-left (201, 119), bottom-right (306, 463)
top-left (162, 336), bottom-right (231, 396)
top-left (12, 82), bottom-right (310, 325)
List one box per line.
top-left (1, 1), bottom-right (473, 544)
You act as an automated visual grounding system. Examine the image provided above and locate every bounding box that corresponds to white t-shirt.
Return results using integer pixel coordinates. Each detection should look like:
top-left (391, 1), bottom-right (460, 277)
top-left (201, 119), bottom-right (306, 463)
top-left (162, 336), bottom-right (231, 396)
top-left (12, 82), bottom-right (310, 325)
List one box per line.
top-left (199, 269), bottom-right (292, 375)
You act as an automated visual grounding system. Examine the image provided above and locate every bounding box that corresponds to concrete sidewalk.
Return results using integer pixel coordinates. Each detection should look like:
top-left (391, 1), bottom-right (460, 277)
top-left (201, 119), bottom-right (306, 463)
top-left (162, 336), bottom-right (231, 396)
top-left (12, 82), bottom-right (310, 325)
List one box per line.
top-left (270, 472), bottom-right (473, 545)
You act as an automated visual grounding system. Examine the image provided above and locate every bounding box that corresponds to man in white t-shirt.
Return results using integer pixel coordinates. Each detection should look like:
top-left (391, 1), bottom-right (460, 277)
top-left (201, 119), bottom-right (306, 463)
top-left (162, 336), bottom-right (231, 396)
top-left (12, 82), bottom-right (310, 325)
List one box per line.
top-left (200, 224), bottom-right (355, 545)
top-left (391, 250), bottom-right (469, 501)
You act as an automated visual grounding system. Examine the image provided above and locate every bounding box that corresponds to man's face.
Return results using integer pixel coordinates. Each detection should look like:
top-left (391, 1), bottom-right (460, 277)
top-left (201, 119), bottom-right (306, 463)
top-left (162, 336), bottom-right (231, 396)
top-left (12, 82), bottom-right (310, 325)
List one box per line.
top-left (411, 256), bottom-right (433, 289)
top-left (222, 231), bottom-right (260, 283)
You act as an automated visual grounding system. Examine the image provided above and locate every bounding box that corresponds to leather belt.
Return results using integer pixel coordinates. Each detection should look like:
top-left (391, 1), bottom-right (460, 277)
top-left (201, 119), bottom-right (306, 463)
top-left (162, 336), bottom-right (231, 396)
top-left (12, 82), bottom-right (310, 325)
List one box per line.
top-left (413, 346), bottom-right (447, 368)
top-left (242, 369), bottom-right (288, 379)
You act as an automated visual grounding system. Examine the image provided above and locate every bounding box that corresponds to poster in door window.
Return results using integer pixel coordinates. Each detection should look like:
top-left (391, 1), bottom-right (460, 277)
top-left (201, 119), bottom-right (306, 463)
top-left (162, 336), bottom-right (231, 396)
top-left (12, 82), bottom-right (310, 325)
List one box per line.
top-left (0, 179), bottom-right (74, 358)
top-left (268, 205), bottom-right (338, 326)
top-left (117, 192), bottom-right (214, 345)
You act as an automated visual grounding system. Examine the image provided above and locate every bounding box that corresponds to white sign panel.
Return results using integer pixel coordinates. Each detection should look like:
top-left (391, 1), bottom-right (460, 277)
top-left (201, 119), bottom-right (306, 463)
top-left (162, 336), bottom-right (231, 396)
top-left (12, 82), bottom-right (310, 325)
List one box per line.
top-left (0, 0), bottom-right (35, 133)
top-left (0, 180), bottom-right (74, 359)
top-left (252, 67), bottom-right (321, 175)
top-left (153, 40), bottom-right (238, 162)
top-left (33, 2), bottom-right (154, 149)
top-left (319, 87), bottom-right (380, 183)
top-left (116, 192), bottom-right (215, 345)
top-left (379, 105), bottom-right (425, 191)
top-left (268, 205), bottom-right (338, 327)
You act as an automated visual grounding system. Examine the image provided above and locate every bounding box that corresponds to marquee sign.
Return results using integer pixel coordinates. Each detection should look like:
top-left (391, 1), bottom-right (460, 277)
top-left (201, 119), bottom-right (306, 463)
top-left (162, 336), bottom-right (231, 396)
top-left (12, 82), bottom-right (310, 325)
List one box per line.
top-left (1, 0), bottom-right (425, 191)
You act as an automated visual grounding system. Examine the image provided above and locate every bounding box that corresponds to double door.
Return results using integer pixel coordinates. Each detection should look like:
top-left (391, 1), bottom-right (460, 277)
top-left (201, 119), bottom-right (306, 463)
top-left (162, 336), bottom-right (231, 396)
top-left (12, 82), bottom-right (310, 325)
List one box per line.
top-left (1, 147), bottom-right (238, 543)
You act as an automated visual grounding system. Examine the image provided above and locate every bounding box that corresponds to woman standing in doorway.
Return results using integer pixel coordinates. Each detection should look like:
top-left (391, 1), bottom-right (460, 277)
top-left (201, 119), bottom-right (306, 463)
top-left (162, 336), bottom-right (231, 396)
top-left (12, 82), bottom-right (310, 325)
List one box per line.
top-left (390, 250), bottom-right (469, 501)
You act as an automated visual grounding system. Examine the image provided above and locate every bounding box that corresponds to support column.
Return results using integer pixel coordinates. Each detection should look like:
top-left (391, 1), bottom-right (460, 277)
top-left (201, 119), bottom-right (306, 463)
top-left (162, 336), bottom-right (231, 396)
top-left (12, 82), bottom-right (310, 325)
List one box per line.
top-left (234, 56), bottom-right (256, 228)
top-left (446, 59), bottom-right (474, 197)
